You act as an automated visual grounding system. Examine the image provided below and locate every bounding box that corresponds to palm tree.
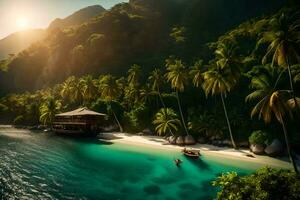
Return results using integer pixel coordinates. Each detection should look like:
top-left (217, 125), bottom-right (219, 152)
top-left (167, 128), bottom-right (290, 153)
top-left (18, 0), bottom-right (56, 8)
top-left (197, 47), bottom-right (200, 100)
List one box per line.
top-left (215, 42), bottom-right (241, 80)
top-left (80, 75), bottom-right (97, 105)
top-left (123, 65), bottom-right (142, 110)
top-left (153, 108), bottom-right (181, 136)
top-left (149, 68), bottom-right (166, 108)
top-left (39, 97), bottom-right (61, 129)
top-left (190, 60), bottom-right (204, 88)
top-left (203, 64), bottom-right (238, 149)
top-left (128, 64), bottom-right (141, 87)
top-left (98, 75), bottom-right (123, 132)
top-left (140, 83), bottom-right (156, 106)
top-left (258, 11), bottom-right (300, 110)
top-left (165, 59), bottom-right (189, 135)
top-left (246, 73), bottom-right (299, 174)
top-left (291, 64), bottom-right (300, 83)
top-left (60, 76), bottom-right (84, 106)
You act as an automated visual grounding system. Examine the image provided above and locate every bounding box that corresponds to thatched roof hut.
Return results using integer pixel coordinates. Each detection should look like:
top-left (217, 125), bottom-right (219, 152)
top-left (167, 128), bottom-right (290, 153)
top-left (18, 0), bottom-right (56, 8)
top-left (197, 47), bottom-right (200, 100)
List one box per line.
top-left (53, 108), bottom-right (106, 135)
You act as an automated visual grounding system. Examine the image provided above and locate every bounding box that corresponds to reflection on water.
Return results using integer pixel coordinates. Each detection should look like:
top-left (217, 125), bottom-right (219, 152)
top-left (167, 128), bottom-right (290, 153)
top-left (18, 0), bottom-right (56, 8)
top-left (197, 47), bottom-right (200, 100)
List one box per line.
top-left (0, 127), bottom-right (255, 200)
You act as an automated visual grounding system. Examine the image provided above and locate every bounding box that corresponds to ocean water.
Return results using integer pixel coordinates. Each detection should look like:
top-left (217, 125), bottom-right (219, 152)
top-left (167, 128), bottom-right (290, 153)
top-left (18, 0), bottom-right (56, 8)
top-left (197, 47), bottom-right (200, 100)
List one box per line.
top-left (0, 127), bottom-right (257, 200)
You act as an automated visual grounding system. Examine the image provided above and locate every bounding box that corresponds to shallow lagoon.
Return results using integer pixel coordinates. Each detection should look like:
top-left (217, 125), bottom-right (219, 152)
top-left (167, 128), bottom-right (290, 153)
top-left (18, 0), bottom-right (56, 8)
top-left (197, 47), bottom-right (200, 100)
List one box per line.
top-left (0, 127), bottom-right (257, 200)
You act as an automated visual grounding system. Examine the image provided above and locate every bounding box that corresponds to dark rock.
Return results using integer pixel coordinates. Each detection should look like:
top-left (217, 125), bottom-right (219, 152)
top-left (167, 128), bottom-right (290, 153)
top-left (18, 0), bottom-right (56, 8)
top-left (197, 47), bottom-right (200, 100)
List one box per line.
top-left (185, 135), bottom-right (196, 145)
top-left (176, 136), bottom-right (185, 145)
top-left (265, 139), bottom-right (283, 157)
top-left (169, 136), bottom-right (177, 144)
top-left (212, 140), bottom-right (224, 147)
top-left (252, 144), bottom-right (265, 155)
top-left (250, 144), bottom-right (254, 152)
top-left (223, 140), bottom-right (232, 147)
top-left (142, 128), bottom-right (153, 135)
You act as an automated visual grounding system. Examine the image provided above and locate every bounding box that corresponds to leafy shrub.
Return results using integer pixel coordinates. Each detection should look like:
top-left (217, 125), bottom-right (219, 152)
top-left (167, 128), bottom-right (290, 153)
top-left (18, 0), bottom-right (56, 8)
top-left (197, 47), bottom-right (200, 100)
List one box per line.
top-left (212, 167), bottom-right (300, 200)
top-left (0, 103), bottom-right (8, 112)
top-left (249, 130), bottom-right (269, 145)
top-left (13, 115), bottom-right (25, 125)
top-left (122, 104), bottom-right (151, 133)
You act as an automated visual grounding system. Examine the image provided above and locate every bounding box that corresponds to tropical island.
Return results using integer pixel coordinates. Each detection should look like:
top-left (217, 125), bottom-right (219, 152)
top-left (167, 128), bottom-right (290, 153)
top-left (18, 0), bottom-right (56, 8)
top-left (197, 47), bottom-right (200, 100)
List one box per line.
top-left (0, 0), bottom-right (300, 199)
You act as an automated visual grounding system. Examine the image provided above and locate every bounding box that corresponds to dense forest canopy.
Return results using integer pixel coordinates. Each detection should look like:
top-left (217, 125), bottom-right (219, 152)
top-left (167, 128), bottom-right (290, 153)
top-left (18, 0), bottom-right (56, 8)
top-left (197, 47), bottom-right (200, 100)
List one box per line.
top-left (0, 0), bottom-right (286, 94)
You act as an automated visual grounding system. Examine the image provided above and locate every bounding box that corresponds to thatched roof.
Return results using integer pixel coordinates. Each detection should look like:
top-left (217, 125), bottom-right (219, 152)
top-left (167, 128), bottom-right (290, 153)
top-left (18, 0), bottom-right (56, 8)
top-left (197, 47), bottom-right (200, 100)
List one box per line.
top-left (56, 107), bottom-right (106, 117)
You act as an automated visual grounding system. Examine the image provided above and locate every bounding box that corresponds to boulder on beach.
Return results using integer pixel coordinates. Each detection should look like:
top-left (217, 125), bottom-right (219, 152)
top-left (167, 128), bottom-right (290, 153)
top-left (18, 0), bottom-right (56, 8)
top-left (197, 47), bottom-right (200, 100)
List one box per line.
top-left (250, 144), bottom-right (254, 152)
top-left (252, 144), bottom-right (265, 155)
top-left (142, 129), bottom-right (153, 135)
top-left (169, 136), bottom-right (177, 144)
top-left (197, 136), bottom-right (207, 144)
top-left (176, 136), bottom-right (185, 145)
top-left (185, 135), bottom-right (196, 145)
top-left (265, 139), bottom-right (283, 157)
top-left (223, 140), bottom-right (232, 147)
top-left (212, 140), bottom-right (223, 147)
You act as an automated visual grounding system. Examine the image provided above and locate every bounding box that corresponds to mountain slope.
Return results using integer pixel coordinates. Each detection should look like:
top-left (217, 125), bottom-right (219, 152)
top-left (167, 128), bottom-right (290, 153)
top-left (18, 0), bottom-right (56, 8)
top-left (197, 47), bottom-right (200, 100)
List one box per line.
top-left (48, 5), bottom-right (106, 30)
top-left (0, 5), bottom-right (106, 60)
top-left (0, 29), bottom-right (46, 60)
top-left (0, 0), bottom-right (286, 94)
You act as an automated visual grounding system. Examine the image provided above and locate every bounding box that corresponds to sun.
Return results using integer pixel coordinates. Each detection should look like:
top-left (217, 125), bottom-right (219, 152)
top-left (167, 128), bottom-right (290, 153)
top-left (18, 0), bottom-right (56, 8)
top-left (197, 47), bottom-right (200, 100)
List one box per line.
top-left (17, 17), bottom-right (30, 29)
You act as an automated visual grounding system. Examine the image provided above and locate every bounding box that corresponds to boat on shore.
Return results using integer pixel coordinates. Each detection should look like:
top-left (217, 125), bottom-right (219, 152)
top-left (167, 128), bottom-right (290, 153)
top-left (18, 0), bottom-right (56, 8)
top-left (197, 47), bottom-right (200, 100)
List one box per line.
top-left (182, 148), bottom-right (201, 158)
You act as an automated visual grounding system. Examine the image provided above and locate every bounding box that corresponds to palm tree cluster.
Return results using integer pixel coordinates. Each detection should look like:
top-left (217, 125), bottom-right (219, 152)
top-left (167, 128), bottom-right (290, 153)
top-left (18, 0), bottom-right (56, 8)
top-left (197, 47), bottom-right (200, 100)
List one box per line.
top-left (0, 8), bottom-right (299, 173)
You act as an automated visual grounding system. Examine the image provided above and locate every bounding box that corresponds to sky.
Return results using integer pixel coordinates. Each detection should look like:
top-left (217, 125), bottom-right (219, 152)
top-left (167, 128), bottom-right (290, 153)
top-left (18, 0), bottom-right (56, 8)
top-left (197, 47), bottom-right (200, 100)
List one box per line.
top-left (0, 0), bottom-right (128, 39)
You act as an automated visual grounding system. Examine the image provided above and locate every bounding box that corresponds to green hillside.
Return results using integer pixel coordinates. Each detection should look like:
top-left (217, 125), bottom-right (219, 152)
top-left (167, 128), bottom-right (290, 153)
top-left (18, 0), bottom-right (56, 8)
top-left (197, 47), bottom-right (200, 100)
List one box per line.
top-left (0, 0), bottom-right (286, 94)
top-left (48, 5), bottom-right (106, 30)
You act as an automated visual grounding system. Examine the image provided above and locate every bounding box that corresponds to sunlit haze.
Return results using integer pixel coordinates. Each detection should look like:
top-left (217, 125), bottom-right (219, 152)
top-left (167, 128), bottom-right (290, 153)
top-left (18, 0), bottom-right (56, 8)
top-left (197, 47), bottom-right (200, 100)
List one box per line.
top-left (17, 17), bottom-right (30, 29)
top-left (0, 0), bottom-right (128, 39)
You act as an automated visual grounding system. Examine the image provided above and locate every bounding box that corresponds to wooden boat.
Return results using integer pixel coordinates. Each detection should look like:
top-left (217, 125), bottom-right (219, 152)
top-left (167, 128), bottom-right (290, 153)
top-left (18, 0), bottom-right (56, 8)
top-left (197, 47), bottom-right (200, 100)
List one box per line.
top-left (182, 148), bottom-right (201, 158)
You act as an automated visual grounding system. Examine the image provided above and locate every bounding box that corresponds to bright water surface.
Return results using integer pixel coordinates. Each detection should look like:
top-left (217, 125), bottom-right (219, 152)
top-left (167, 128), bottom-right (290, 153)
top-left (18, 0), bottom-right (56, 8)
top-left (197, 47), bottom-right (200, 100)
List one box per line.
top-left (0, 126), bottom-right (259, 200)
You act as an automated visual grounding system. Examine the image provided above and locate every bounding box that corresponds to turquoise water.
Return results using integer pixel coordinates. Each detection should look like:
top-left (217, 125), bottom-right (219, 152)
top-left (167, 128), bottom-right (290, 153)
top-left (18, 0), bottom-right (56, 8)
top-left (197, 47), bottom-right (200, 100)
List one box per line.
top-left (0, 127), bottom-right (257, 200)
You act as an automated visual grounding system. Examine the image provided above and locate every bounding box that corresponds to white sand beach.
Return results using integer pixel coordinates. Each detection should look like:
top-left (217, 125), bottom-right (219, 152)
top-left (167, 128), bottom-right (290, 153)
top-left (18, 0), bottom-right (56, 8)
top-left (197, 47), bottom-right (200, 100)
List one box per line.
top-left (99, 132), bottom-right (295, 170)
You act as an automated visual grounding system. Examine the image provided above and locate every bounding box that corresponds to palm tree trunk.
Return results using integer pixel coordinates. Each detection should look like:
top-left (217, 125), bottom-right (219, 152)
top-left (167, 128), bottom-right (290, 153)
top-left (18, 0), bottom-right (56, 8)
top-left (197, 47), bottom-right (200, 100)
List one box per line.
top-left (279, 114), bottom-right (299, 175)
top-left (112, 110), bottom-right (123, 133)
top-left (157, 86), bottom-right (166, 109)
top-left (286, 57), bottom-right (299, 112)
top-left (220, 93), bottom-right (237, 149)
top-left (109, 101), bottom-right (123, 133)
top-left (176, 91), bottom-right (189, 135)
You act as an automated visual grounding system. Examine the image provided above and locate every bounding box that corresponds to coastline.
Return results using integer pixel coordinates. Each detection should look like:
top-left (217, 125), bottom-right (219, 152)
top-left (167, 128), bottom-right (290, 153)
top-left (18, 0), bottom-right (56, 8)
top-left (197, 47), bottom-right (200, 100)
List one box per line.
top-left (0, 125), bottom-right (295, 170)
top-left (100, 132), bottom-right (294, 170)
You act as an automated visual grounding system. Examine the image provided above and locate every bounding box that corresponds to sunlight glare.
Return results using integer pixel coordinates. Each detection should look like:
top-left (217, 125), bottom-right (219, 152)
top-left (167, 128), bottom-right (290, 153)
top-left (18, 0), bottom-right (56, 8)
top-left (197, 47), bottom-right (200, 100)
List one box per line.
top-left (17, 17), bottom-right (30, 29)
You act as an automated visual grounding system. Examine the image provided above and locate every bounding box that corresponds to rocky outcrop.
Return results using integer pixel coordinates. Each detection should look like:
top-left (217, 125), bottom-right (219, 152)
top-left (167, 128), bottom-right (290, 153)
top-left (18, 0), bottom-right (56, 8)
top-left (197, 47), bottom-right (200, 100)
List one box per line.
top-left (185, 135), bottom-right (196, 145)
top-left (265, 139), bottom-right (283, 157)
top-left (222, 140), bottom-right (232, 147)
top-left (176, 136), bottom-right (185, 145)
top-left (142, 129), bottom-right (153, 135)
top-left (251, 144), bottom-right (265, 155)
top-left (169, 136), bottom-right (177, 144)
